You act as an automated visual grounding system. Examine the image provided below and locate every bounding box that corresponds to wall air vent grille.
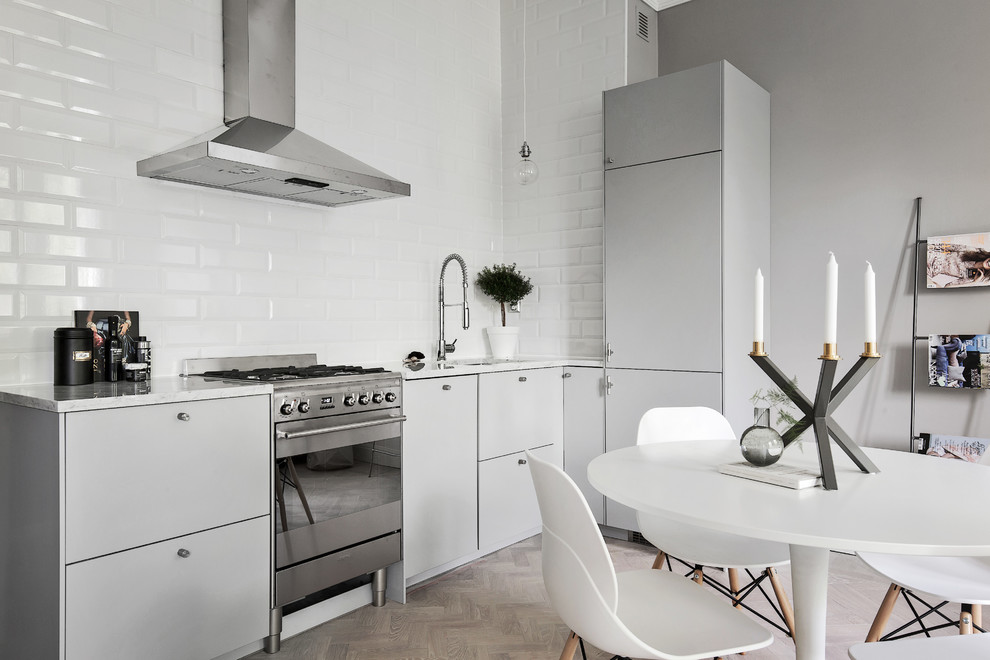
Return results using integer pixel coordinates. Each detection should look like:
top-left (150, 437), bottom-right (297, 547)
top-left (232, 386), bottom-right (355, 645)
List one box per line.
top-left (637, 10), bottom-right (650, 42)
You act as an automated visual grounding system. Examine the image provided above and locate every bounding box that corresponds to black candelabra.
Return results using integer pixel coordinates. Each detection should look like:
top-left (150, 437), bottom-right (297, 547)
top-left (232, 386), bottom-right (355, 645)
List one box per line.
top-left (749, 341), bottom-right (881, 490)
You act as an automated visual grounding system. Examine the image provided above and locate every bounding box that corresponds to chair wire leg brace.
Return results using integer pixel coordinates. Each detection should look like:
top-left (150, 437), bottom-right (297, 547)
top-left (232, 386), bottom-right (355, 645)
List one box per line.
top-left (873, 588), bottom-right (987, 642)
top-left (664, 553), bottom-right (795, 637)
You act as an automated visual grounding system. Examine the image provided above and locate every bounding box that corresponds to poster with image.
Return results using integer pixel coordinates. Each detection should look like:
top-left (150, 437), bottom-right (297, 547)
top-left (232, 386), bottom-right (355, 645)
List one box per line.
top-left (74, 310), bottom-right (140, 381)
top-left (928, 334), bottom-right (990, 389)
top-left (927, 232), bottom-right (990, 288)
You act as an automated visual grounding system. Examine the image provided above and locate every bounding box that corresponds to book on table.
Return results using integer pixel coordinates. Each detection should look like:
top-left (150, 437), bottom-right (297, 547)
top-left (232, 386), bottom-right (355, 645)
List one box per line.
top-left (718, 461), bottom-right (823, 489)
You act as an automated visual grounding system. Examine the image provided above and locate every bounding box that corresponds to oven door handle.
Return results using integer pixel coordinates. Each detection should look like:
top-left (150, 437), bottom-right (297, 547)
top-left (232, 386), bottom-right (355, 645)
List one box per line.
top-left (275, 415), bottom-right (407, 440)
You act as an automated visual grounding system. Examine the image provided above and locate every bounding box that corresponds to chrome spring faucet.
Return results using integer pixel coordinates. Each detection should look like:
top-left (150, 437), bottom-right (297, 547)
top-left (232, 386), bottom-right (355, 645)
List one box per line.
top-left (438, 253), bottom-right (470, 361)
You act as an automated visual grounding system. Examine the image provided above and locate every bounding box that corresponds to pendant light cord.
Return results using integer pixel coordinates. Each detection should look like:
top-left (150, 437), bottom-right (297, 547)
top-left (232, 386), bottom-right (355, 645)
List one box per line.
top-left (522, 0), bottom-right (527, 142)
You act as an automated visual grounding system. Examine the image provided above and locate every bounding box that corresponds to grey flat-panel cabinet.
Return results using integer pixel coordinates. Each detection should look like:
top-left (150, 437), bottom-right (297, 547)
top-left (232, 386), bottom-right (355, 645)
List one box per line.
top-left (603, 369), bottom-right (722, 531)
top-left (602, 60), bottom-right (770, 531)
top-left (604, 60), bottom-right (722, 169)
top-left (604, 152), bottom-right (722, 372)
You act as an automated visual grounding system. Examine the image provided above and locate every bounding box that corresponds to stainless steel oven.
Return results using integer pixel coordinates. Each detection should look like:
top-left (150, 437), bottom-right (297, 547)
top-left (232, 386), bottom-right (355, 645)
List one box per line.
top-left (184, 355), bottom-right (403, 654)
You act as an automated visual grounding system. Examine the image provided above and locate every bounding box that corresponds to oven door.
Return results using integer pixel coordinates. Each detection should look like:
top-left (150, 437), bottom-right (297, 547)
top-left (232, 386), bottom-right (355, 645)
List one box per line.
top-left (274, 410), bottom-right (404, 571)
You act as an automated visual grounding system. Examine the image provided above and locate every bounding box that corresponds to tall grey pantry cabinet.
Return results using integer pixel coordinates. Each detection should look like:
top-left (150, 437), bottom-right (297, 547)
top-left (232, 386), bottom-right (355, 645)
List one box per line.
top-left (602, 60), bottom-right (770, 531)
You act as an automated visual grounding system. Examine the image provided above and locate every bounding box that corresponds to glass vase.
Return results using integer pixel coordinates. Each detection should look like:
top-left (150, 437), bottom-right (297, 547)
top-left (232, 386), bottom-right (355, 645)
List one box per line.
top-left (740, 407), bottom-right (785, 467)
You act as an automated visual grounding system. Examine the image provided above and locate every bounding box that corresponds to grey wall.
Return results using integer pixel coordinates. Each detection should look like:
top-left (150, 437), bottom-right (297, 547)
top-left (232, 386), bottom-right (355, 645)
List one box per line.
top-left (658, 0), bottom-right (990, 449)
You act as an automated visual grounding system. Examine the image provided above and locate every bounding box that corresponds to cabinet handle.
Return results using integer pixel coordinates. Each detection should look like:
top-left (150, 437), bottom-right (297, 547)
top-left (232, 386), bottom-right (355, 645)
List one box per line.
top-left (562, 372), bottom-right (572, 378)
top-left (176, 412), bottom-right (190, 421)
top-left (442, 384), bottom-right (452, 391)
top-left (607, 157), bottom-right (615, 164)
top-left (518, 376), bottom-right (527, 382)
top-left (518, 459), bottom-right (527, 465)
top-left (177, 548), bottom-right (191, 558)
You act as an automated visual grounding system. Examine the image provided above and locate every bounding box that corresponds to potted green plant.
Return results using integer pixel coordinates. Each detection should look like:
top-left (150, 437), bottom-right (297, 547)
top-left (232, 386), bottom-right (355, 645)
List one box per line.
top-left (475, 263), bottom-right (534, 359)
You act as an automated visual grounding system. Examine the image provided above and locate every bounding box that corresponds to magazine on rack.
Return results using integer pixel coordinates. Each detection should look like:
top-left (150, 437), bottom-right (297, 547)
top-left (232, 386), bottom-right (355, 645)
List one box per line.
top-left (928, 334), bottom-right (990, 389)
top-left (927, 232), bottom-right (990, 288)
top-left (918, 433), bottom-right (989, 463)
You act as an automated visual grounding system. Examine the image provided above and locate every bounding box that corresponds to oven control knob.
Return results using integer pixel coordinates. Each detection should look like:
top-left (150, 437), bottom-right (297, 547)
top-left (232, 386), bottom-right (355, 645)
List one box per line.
top-left (343, 394), bottom-right (356, 407)
top-left (372, 392), bottom-right (384, 404)
top-left (298, 401), bottom-right (310, 413)
top-left (358, 393), bottom-right (371, 405)
top-left (279, 401), bottom-right (294, 416)
top-left (384, 391), bottom-right (397, 403)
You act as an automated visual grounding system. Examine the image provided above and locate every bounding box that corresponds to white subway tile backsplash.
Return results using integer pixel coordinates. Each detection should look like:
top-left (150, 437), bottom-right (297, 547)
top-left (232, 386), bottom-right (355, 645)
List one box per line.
top-left (18, 105), bottom-right (112, 145)
top-left (16, 38), bottom-right (112, 86)
top-left (75, 205), bottom-right (160, 236)
top-left (163, 215), bottom-right (235, 244)
top-left (20, 199), bottom-right (67, 225)
top-left (66, 22), bottom-right (153, 65)
top-left (237, 272), bottom-right (300, 297)
top-left (21, 262), bottom-right (66, 286)
top-left (113, 65), bottom-right (196, 108)
top-left (271, 297), bottom-right (326, 320)
top-left (30, 0), bottom-right (110, 28)
top-left (0, 0), bottom-right (623, 383)
top-left (271, 251), bottom-right (324, 276)
top-left (163, 269), bottom-right (235, 294)
top-left (120, 238), bottom-right (195, 265)
top-left (20, 291), bottom-right (109, 319)
top-left (199, 246), bottom-right (268, 271)
top-left (0, 261), bottom-right (14, 283)
top-left (202, 296), bottom-right (270, 320)
top-left (0, 65), bottom-right (64, 105)
top-left (22, 229), bottom-right (114, 259)
top-left (67, 82), bottom-right (156, 123)
top-left (0, 3), bottom-right (62, 45)
top-left (76, 264), bottom-right (158, 289)
top-left (110, 6), bottom-right (193, 53)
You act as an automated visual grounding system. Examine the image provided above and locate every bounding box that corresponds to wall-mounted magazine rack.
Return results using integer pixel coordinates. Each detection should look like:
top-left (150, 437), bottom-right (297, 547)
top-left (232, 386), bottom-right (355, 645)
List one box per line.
top-left (910, 197), bottom-right (990, 451)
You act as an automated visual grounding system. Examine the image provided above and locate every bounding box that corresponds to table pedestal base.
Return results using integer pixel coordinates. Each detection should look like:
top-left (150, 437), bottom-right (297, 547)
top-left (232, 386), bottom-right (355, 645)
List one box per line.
top-left (790, 545), bottom-right (831, 660)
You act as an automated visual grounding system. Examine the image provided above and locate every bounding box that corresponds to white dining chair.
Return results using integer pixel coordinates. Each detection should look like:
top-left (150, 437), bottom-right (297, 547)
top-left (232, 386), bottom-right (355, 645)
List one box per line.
top-left (635, 406), bottom-right (796, 639)
top-left (858, 450), bottom-right (990, 642)
top-left (848, 632), bottom-right (990, 659)
top-left (526, 449), bottom-right (774, 660)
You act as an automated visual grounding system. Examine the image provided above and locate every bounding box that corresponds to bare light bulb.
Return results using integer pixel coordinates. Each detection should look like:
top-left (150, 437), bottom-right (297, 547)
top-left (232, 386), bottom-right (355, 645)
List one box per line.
top-left (515, 141), bottom-right (539, 185)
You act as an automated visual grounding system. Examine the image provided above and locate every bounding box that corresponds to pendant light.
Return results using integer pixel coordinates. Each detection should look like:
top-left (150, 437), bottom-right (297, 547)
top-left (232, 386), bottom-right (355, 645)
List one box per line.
top-left (515, 0), bottom-right (539, 185)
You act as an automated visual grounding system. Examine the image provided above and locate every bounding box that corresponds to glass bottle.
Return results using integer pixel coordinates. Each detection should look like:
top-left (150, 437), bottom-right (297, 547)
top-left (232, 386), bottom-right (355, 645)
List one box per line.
top-left (104, 316), bottom-right (123, 382)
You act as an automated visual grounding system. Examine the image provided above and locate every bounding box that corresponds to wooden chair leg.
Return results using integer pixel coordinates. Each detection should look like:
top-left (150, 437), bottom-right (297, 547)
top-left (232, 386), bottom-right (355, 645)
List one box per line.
top-left (972, 603), bottom-right (982, 629)
top-left (728, 568), bottom-right (743, 609)
top-left (651, 550), bottom-right (667, 570)
top-left (559, 630), bottom-right (580, 660)
top-left (766, 566), bottom-right (797, 641)
top-left (866, 583), bottom-right (902, 642)
top-left (692, 565), bottom-right (704, 585)
top-left (961, 605), bottom-right (974, 635)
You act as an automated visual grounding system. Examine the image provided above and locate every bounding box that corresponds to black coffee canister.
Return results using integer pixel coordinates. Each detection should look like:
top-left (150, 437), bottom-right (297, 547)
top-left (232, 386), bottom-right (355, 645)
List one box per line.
top-left (54, 327), bottom-right (94, 386)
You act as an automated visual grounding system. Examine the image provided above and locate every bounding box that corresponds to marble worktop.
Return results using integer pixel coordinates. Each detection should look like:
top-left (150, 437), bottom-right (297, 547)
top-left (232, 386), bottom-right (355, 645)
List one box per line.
top-left (0, 377), bottom-right (272, 413)
top-left (396, 356), bottom-right (603, 380)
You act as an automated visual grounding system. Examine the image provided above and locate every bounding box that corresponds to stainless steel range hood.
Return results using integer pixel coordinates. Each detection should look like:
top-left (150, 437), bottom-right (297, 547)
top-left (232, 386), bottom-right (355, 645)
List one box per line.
top-left (136, 0), bottom-right (410, 207)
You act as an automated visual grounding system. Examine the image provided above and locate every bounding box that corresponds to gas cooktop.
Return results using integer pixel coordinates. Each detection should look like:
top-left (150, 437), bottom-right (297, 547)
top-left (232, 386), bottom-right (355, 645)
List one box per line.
top-left (183, 354), bottom-right (396, 387)
top-left (202, 364), bottom-right (387, 382)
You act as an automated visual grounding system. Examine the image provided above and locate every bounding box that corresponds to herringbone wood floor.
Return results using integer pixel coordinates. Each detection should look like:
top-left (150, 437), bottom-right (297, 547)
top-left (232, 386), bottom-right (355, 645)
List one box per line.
top-left (246, 535), bottom-right (960, 659)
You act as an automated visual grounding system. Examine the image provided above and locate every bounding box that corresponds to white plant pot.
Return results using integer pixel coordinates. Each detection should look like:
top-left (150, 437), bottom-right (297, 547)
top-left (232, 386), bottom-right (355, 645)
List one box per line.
top-left (486, 326), bottom-right (520, 360)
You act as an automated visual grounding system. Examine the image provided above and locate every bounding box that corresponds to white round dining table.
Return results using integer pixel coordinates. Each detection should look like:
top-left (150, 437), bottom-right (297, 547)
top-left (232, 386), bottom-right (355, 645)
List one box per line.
top-left (587, 440), bottom-right (990, 660)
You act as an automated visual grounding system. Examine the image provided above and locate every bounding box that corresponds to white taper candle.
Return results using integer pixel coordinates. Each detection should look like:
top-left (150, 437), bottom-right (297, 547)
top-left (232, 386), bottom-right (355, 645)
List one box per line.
top-left (865, 261), bottom-right (876, 343)
top-left (755, 268), bottom-right (764, 343)
top-left (825, 252), bottom-right (838, 345)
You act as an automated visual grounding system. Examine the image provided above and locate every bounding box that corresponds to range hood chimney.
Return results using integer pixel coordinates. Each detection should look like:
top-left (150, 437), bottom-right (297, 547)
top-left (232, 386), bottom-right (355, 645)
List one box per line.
top-left (137, 0), bottom-right (410, 207)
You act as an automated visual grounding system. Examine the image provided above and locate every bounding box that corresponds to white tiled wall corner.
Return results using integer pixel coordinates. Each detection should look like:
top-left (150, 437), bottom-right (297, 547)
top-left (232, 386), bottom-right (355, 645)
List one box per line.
top-left (0, 0), bottom-right (504, 384)
top-left (500, 0), bottom-right (622, 358)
